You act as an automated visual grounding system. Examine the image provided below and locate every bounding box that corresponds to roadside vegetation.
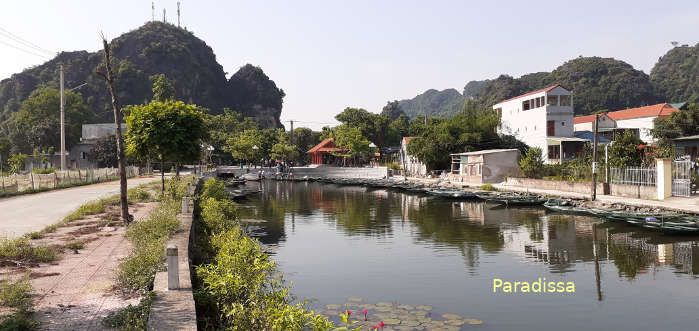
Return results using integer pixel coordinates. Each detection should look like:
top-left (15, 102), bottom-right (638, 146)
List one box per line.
top-left (0, 275), bottom-right (38, 329)
top-left (192, 178), bottom-right (333, 330)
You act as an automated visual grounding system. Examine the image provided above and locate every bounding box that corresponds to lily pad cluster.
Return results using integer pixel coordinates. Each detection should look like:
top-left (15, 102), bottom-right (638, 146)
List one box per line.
top-left (323, 298), bottom-right (483, 330)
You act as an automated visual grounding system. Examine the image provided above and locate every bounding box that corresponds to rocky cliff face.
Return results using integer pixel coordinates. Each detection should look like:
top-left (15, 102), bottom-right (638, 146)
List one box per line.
top-left (0, 22), bottom-right (284, 129)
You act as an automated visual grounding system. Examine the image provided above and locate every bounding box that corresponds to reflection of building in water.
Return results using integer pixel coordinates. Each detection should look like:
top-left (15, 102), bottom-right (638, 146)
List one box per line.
top-left (606, 232), bottom-right (699, 275)
top-left (501, 215), bottom-right (579, 271)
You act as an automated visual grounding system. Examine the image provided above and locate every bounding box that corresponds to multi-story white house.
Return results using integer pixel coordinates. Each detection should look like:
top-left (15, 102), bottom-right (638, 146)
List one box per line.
top-left (493, 85), bottom-right (584, 163)
top-left (400, 137), bottom-right (427, 176)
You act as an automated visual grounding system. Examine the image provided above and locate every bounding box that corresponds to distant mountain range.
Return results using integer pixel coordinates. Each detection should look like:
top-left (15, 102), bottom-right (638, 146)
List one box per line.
top-left (398, 43), bottom-right (699, 119)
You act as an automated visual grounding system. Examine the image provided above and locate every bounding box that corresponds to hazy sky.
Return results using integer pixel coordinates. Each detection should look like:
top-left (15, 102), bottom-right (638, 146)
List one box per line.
top-left (1, 0), bottom-right (697, 130)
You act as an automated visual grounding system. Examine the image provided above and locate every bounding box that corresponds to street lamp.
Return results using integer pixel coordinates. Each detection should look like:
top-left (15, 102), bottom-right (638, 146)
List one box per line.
top-left (252, 145), bottom-right (259, 168)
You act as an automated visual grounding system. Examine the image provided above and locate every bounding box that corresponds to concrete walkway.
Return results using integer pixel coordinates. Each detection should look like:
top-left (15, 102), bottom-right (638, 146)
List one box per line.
top-left (0, 176), bottom-right (159, 238)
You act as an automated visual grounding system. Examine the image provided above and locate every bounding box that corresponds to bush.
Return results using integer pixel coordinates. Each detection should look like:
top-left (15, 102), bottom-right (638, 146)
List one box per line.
top-left (32, 167), bottom-right (56, 174)
top-left (200, 198), bottom-right (238, 234)
top-left (0, 238), bottom-right (56, 262)
top-left (519, 147), bottom-right (544, 178)
top-left (479, 183), bottom-right (495, 191)
top-left (0, 275), bottom-right (38, 329)
top-left (116, 240), bottom-right (166, 294)
top-left (200, 178), bottom-right (228, 201)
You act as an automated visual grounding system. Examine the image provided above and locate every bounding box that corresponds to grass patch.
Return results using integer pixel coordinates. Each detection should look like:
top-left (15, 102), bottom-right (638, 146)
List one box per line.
top-left (0, 238), bottom-right (56, 263)
top-left (0, 275), bottom-right (38, 330)
top-left (479, 183), bottom-right (496, 191)
top-left (26, 232), bottom-right (41, 240)
top-left (102, 291), bottom-right (155, 330)
top-left (65, 240), bottom-right (85, 253)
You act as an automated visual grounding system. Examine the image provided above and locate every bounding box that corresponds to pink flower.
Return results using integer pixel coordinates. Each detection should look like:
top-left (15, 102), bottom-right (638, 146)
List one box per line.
top-left (362, 308), bottom-right (368, 320)
top-left (346, 310), bottom-right (352, 316)
top-left (379, 321), bottom-right (385, 329)
top-left (373, 325), bottom-right (379, 330)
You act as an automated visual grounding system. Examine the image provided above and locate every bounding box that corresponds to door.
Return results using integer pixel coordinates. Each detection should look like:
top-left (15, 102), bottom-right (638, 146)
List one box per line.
top-left (672, 156), bottom-right (692, 197)
top-left (547, 120), bottom-right (555, 136)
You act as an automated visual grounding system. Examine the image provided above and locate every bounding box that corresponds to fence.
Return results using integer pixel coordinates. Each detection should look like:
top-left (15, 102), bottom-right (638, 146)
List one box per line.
top-left (0, 166), bottom-right (140, 196)
top-left (609, 167), bottom-right (656, 186)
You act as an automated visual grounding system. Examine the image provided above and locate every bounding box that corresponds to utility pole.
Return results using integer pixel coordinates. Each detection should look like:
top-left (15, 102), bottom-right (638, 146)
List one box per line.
top-left (152, 2), bottom-right (155, 21)
top-left (591, 114), bottom-right (599, 201)
top-left (177, 2), bottom-right (181, 27)
top-left (163, 8), bottom-right (166, 23)
top-left (60, 64), bottom-right (66, 171)
top-left (289, 120), bottom-right (294, 145)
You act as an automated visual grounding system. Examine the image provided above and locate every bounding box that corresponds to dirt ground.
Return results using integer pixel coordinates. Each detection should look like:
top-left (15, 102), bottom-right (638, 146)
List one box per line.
top-left (0, 202), bottom-right (158, 330)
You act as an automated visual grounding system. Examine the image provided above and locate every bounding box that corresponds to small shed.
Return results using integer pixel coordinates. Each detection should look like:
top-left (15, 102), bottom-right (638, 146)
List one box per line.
top-left (449, 149), bottom-right (520, 184)
top-left (306, 138), bottom-right (346, 165)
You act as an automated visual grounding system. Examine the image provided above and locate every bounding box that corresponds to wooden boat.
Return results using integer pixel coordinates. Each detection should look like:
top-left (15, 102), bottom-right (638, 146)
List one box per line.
top-left (482, 193), bottom-right (547, 206)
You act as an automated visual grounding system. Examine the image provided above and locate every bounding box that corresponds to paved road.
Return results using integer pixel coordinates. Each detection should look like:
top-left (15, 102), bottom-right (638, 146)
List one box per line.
top-left (0, 176), bottom-right (159, 238)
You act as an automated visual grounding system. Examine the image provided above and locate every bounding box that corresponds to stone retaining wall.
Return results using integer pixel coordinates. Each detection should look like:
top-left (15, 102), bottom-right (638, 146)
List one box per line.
top-left (609, 183), bottom-right (656, 200)
top-left (217, 166), bottom-right (389, 179)
top-left (504, 177), bottom-right (607, 195)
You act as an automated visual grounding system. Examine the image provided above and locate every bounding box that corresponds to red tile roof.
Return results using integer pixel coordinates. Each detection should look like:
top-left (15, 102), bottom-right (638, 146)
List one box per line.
top-left (495, 85), bottom-right (566, 105)
top-left (573, 103), bottom-right (680, 124)
top-left (402, 137), bottom-right (416, 144)
top-left (607, 103), bottom-right (679, 121)
top-left (307, 138), bottom-right (337, 154)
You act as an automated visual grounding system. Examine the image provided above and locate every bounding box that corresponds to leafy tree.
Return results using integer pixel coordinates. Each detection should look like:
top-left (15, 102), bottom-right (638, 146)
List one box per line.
top-left (224, 129), bottom-right (263, 165)
top-left (8, 153), bottom-right (27, 174)
top-left (150, 74), bottom-right (175, 102)
top-left (204, 109), bottom-right (260, 163)
top-left (89, 135), bottom-right (119, 167)
top-left (389, 114), bottom-right (410, 142)
top-left (270, 130), bottom-right (299, 161)
top-left (291, 127), bottom-right (321, 164)
top-left (9, 88), bottom-right (90, 153)
top-left (519, 147), bottom-right (544, 178)
top-left (125, 100), bottom-right (207, 191)
top-left (652, 103), bottom-right (699, 156)
top-left (380, 100), bottom-right (406, 120)
top-left (333, 125), bottom-right (372, 165)
top-left (608, 130), bottom-right (644, 168)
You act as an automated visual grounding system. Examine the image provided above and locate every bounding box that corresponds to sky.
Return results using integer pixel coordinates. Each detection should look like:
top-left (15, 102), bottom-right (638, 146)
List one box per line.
top-left (0, 0), bottom-right (697, 130)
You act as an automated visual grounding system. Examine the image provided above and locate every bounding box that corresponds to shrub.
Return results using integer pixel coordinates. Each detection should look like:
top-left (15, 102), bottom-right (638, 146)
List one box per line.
top-left (479, 183), bottom-right (495, 191)
top-left (200, 178), bottom-right (228, 201)
top-left (32, 167), bottom-right (56, 174)
top-left (0, 275), bottom-right (38, 329)
top-left (116, 240), bottom-right (166, 294)
top-left (200, 197), bottom-right (238, 234)
top-left (519, 147), bottom-right (544, 178)
top-left (0, 238), bottom-right (56, 262)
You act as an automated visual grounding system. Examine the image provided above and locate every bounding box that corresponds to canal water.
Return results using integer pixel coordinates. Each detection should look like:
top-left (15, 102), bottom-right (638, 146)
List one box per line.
top-left (237, 181), bottom-right (699, 330)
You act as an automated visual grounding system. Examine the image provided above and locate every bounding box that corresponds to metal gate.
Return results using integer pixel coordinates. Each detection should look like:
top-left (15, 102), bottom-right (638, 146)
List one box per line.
top-left (672, 156), bottom-right (692, 197)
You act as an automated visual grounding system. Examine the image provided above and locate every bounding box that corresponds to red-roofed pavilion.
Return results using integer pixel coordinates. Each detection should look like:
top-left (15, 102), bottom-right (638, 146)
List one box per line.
top-left (307, 138), bottom-right (347, 164)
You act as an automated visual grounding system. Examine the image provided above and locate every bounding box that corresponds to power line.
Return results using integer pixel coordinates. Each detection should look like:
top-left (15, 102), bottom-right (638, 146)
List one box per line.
top-left (0, 26), bottom-right (55, 56)
top-left (0, 38), bottom-right (51, 59)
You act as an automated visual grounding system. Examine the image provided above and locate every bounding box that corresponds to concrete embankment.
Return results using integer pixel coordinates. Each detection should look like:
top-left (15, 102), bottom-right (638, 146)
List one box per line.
top-left (217, 166), bottom-right (389, 179)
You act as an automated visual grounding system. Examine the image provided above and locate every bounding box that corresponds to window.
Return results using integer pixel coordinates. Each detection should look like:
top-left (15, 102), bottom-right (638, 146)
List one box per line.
top-left (547, 120), bottom-right (555, 136)
top-left (560, 95), bottom-right (571, 106)
top-left (540, 96), bottom-right (545, 107)
top-left (80, 152), bottom-right (87, 160)
top-left (548, 145), bottom-right (560, 160)
top-left (561, 121), bottom-right (565, 126)
top-left (523, 100), bottom-right (530, 111)
top-left (547, 95), bottom-right (558, 106)
top-left (535, 98), bottom-right (540, 108)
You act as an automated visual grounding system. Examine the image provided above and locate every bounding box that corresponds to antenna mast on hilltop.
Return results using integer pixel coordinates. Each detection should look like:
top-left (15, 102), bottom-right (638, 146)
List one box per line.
top-left (163, 8), bottom-right (167, 23)
top-left (152, 2), bottom-right (155, 21)
top-left (177, 2), bottom-right (181, 27)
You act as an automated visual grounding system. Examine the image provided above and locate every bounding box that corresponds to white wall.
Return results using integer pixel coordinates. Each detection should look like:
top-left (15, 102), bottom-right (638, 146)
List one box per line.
top-left (493, 86), bottom-right (573, 161)
top-left (615, 117), bottom-right (656, 143)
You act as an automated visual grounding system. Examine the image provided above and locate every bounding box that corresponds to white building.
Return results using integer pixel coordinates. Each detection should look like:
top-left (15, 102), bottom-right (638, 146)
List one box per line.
top-left (399, 137), bottom-right (427, 177)
top-left (573, 103), bottom-right (680, 143)
top-left (493, 85), bottom-right (585, 163)
top-left (449, 149), bottom-right (520, 184)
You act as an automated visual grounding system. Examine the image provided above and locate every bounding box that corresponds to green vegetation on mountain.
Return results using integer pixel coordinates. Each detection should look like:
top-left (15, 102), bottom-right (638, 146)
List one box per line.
top-left (650, 43), bottom-right (699, 103)
top-left (398, 88), bottom-right (464, 119)
top-left (0, 22), bottom-right (285, 155)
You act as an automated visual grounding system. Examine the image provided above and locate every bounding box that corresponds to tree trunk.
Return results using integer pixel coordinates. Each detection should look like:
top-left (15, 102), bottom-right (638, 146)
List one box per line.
top-left (161, 159), bottom-right (165, 193)
top-left (175, 162), bottom-right (180, 178)
top-left (98, 37), bottom-right (131, 223)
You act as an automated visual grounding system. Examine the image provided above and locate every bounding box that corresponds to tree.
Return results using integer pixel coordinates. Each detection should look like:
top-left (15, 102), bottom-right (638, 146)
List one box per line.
top-left (333, 125), bottom-right (372, 165)
top-left (97, 37), bottom-right (130, 222)
top-left (270, 130), bottom-right (299, 161)
top-left (8, 153), bottom-right (27, 174)
top-left (291, 127), bottom-right (321, 164)
top-left (224, 129), bottom-right (263, 165)
top-left (9, 88), bottom-right (90, 153)
top-left (205, 109), bottom-right (260, 164)
top-left (652, 103), bottom-right (699, 156)
top-left (89, 135), bottom-right (119, 167)
top-left (608, 130), bottom-right (644, 168)
top-left (519, 148), bottom-right (544, 178)
top-left (150, 74), bottom-right (175, 102)
top-left (125, 100), bottom-right (207, 191)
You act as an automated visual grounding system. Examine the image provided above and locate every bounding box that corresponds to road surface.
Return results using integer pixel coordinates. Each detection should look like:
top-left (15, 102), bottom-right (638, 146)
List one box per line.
top-left (0, 176), bottom-right (159, 238)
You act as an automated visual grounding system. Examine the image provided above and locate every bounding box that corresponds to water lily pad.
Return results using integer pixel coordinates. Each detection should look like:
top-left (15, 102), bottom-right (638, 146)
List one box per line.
top-left (397, 305), bottom-right (414, 310)
top-left (376, 306), bottom-right (392, 312)
top-left (344, 302), bottom-right (360, 308)
top-left (324, 310), bottom-right (339, 316)
top-left (464, 318), bottom-right (484, 325)
top-left (411, 310), bottom-right (429, 317)
top-left (361, 304), bottom-right (377, 310)
top-left (384, 318), bottom-right (401, 325)
top-left (402, 320), bottom-right (420, 327)
top-left (347, 297), bottom-right (363, 302)
top-left (376, 301), bottom-right (393, 307)
top-left (442, 313), bottom-right (462, 320)
top-left (445, 319), bottom-right (465, 326)
top-left (416, 305), bottom-right (432, 311)
top-left (326, 304), bottom-right (342, 310)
